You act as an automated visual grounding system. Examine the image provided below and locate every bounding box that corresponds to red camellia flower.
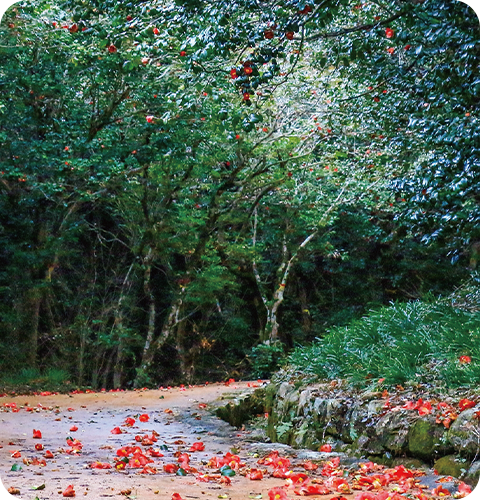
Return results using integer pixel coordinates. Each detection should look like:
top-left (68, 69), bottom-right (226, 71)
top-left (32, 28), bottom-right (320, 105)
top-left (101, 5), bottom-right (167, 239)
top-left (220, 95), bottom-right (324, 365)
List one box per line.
top-left (164, 463), bottom-right (179, 473)
top-left (247, 468), bottom-right (264, 480)
top-left (320, 444), bottom-right (332, 452)
top-left (235, 134), bottom-right (241, 140)
top-left (172, 494), bottom-right (185, 500)
top-left (146, 116), bottom-right (154, 124)
top-left (432, 485), bottom-right (450, 496)
top-left (180, 51), bottom-right (187, 57)
top-left (153, 27), bottom-right (159, 35)
top-left (418, 401), bottom-right (432, 416)
top-left (44, 450), bottom-right (54, 459)
top-left (268, 487), bottom-right (288, 500)
top-left (243, 92), bottom-right (250, 101)
top-left (139, 413), bottom-right (149, 422)
top-left (115, 461), bottom-right (126, 470)
top-left (33, 429), bottom-right (42, 439)
top-left (111, 427), bottom-right (122, 434)
top-left (285, 31), bottom-right (295, 40)
top-left (125, 417), bottom-right (136, 426)
top-left (385, 28), bottom-right (394, 38)
top-left (457, 482), bottom-right (472, 498)
top-left (264, 29), bottom-right (274, 39)
top-left (189, 442), bottom-right (205, 452)
top-left (62, 485), bottom-right (76, 497)
top-left (459, 355), bottom-right (471, 364)
top-left (230, 68), bottom-right (237, 79)
top-left (244, 66), bottom-right (253, 75)
top-left (295, 484), bottom-right (331, 495)
top-left (108, 45), bottom-right (117, 53)
top-left (404, 44), bottom-right (411, 50)
top-left (70, 425), bottom-right (78, 432)
top-left (459, 398), bottom-right (476, 411)
top-left (35, 443), bottom-right (44, 451)
top-left (387, 47), bottom-right (395, 55)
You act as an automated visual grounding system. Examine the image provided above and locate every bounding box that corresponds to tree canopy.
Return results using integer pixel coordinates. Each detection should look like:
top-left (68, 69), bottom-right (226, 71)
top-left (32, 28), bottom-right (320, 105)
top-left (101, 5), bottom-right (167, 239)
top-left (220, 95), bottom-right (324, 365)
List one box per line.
top-left (0, 0), bottom-right (478, 388)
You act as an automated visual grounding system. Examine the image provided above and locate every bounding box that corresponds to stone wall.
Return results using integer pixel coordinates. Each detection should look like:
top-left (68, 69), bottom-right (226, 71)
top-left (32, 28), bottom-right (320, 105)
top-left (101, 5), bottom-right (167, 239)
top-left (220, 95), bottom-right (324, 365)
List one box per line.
top-left (216, 382), bottom-right (480, 486)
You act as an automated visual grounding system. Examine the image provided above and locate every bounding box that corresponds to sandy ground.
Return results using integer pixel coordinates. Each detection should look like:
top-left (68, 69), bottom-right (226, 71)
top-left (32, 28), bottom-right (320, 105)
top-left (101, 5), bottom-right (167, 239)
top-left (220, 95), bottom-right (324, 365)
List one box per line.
top-left (0, 382), bottom-right (321, 500)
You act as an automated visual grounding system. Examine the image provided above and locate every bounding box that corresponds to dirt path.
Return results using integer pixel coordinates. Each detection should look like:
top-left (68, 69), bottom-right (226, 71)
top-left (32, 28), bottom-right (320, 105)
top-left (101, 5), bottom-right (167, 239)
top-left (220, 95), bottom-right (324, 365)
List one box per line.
top-left (0, 382), bottom-right (471, 500)
top-left (0, 382), bottom-right (304, 500)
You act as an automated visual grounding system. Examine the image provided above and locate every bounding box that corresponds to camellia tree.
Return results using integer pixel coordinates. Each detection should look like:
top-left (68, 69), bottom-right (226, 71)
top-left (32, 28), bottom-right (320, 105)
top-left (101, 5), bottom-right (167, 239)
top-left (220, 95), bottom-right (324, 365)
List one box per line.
top-left (0, 0), bottom-right (477, 386)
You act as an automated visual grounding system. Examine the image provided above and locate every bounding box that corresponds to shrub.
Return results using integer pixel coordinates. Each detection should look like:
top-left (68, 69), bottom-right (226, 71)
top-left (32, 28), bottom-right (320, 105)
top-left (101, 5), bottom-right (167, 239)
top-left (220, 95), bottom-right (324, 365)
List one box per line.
top-left (284, 300), bottom-right (480, 388)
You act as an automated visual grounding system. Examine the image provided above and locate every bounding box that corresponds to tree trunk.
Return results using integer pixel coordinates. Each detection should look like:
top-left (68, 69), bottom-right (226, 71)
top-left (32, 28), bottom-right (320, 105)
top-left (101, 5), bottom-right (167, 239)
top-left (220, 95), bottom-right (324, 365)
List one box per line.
top-left (22, 287), bottom-right (42, 367)
top-left (112, 262), bottom-right (135, 388)
top-left (135, 249), bottom-right (157, 387)
top-left (136, 294), bottom-right (184, 380)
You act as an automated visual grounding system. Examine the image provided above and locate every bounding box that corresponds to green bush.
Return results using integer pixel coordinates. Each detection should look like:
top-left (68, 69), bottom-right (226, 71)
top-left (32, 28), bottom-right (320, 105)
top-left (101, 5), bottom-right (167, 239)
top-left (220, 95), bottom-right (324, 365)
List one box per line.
top-left (284, 300), bottom-right (480, 388)
top-left (249, 341), bottom-right (285, 379)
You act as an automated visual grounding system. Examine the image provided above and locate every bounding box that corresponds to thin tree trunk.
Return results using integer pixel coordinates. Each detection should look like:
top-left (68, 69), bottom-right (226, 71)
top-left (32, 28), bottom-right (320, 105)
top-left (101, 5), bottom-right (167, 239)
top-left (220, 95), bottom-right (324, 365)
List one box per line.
top-left (112, 261), bottom-right (135, 388)
top-left (135, 248), bottom-right (157, 387)
top-left (137, 293), bottom-right (187, 377)
top-left (22, 287), bottom-right (42, 367)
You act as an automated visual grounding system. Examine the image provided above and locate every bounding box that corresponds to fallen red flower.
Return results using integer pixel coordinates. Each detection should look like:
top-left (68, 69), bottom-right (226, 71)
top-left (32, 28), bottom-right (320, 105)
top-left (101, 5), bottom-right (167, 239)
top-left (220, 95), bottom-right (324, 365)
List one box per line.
top-left (140, 465), bottom-right (157, 474)
top-left (320, 444), bottom-right (332, 452)
top-left (325, 477), bottom-right (350, 493)
top-left (111, 427), bottom-right (122, 434)
top-left (302, 460), bottom-right (319, 471)
top-left (189, 441), bottom-right (205, 452)
top-left (35, 443), bottom-right (44, 451)
top-left (62, 485), bottom-right (75, 497)
top-left (44, 450), bottom-right (54, 459)
top-left (457, 481), bottom-right (472, 498)
top-left (125, 417), bottom-right (135, 426)
top-left (432, 485), bottom-right (450, 496)
top-left (164, 463), bottom-right (179, 473)
top-left (33, 429), bottom-right (42, 439)
top-left (246, 468), bottom-right (263, 480)
top-left (286, 472), bottom-right (310, 486)
top-left (459, 398), bottom-right (476, 411)
top-left (139, 413), bottom-right (149, 422)
top-left (268, 487), bottom-right (288, 500)
top-left (294, 484), bottom-right (330, 495)
top-left (70, 425), bottom-right (78, 432)
top-left (90, 461), bottom-right (112, 469)
top-left (172, 494), bottom-right (185, 500)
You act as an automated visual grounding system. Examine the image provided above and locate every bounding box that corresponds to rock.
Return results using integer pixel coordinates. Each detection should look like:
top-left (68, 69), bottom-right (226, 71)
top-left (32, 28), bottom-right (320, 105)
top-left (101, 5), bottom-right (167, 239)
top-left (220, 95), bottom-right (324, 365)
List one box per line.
top-left (215, 388), bottom-right (266, 427)
top-left (375, 410), bottom-right (410, 454)
top-left (464, 460), bottom-right (480, 487)
top-left (392, 457), bottom-right (427, 469)
top-left (434, 455), bottom-right (469, 478)
top-left (407, 418), bottom-right (450, 461)
top-left (448, 409), bottom-right (480, 457)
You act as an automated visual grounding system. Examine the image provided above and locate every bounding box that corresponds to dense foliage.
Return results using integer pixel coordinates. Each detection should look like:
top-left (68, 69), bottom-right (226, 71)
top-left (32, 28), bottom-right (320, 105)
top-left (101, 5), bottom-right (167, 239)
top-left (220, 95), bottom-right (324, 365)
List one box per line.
top-left (0, 0), bottom-right (478, 388)
top-left (284, 287), bottom-right (480, 388)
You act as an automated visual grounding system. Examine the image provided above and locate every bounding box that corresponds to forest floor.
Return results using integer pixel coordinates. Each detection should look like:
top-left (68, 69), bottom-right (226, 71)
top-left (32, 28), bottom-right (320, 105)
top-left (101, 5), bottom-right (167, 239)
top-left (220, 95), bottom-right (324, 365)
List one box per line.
top-left (0, 382), bottom-right (468, 500)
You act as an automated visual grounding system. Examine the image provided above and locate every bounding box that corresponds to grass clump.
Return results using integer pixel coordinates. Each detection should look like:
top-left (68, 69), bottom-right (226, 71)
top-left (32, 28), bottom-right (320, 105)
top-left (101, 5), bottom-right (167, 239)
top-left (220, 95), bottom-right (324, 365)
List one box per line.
top-left (284, 300), bottom-right (480, 388)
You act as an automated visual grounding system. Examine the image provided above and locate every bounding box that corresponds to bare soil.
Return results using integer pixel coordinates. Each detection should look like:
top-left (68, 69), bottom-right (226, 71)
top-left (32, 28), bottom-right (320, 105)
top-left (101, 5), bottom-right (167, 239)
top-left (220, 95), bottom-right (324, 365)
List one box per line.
top-left (0, 382), bottom-right (316, 500)
top-left (0, 382), bottom-right (465, 500)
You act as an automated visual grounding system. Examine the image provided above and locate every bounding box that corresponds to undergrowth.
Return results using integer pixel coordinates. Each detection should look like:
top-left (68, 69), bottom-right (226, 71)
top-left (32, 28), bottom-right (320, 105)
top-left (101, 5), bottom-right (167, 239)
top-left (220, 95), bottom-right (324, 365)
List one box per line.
top-left (283, 299), bottom-right (480, 388)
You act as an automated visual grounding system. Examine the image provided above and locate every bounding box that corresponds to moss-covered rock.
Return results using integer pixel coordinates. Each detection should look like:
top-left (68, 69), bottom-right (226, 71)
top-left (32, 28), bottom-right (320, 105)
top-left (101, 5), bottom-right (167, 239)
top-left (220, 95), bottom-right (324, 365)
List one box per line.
top-left (434, 455), bottom-right (468, 478)
top-left (407, 418), bottom-right (449, 461)
top-left (215, 388), bottom-right (266, 428)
